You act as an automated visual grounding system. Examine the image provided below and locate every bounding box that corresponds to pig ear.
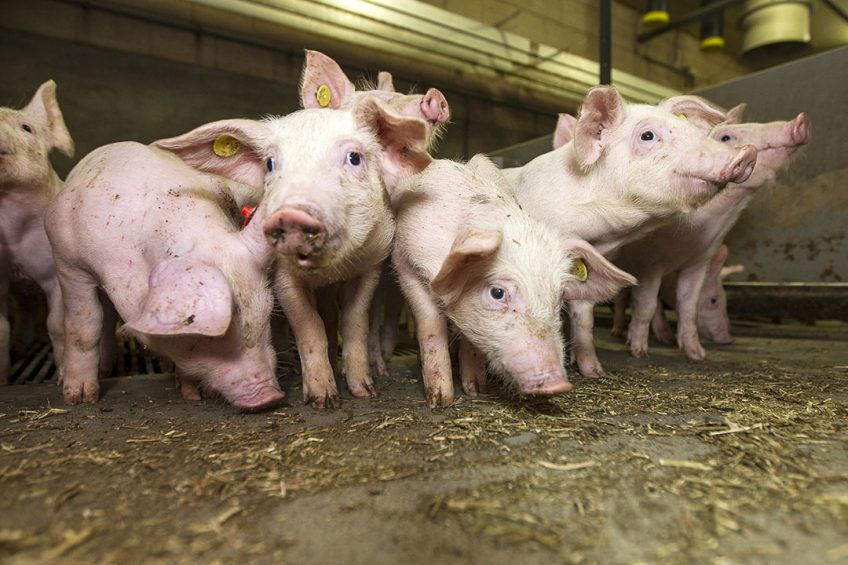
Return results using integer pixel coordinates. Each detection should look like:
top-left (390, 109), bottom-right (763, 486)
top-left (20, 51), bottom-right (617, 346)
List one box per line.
top-left (561, 239), bottom-right (637, 302)
top-left (573, 87), bottom-right (625, 168)
top-left (552, 113), bottom-right (576, 150)
top-left (466, 154), bottom-right (513, 193)
top-left (377, 71), bottom-right (395, 92)
top-left (153, 119), bottom-right (269, 188)
top-left (24, 80), bottom-right (74, 158)
top-left (657, 95), bottom-right (728, 131)
top-left (724, 104), bottom-right (747, 125)
top-left (355, 97), bottom-right (432, 194)
top-left (431, 230), bottom-right (502, 298)
top-left (720, 264), bottom-right (745, 279)
top-left (300, 50), bottom-right (356, 110)
top-left (125, 259), bottom-right (233, 337)
top-left (707, 245), bottom-right (730, 280)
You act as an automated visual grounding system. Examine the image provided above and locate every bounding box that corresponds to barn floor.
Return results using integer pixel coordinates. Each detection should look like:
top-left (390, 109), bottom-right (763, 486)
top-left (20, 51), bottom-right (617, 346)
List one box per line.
top-left (1, 319), bottom-right (847, 565)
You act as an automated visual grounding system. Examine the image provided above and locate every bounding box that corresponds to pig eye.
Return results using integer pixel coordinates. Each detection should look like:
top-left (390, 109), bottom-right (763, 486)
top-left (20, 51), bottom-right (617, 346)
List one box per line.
top-left (640, 131), bottom-right (655, 141)
top-left (489, 287), bottom-right (506, 301)
top-left (21, 123), bottom-right (33, 134)
top-left (720, 134), bottom-right (732, 142)
top-left (346, 151), bottom-right (362, 166)
top-left (710, 298), bottom-right (718, 304)
top-left (266, 157), bottom-right (276, 173)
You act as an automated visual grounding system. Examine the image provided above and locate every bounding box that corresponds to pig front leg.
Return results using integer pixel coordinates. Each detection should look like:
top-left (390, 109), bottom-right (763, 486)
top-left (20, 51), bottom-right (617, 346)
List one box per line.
top-left (459, 336), bottom-right (487, 396)
top-left (651, 304), bottom-right (675, 345)
top-left (676, 264), bottom-right (709, 360)
top-left (394, 257), bottom-right (454, 408)
top-left (175, 367), bottom-right (203, 401)
top-left (275, 272), bottom-right (340, 409)
top-left (569, 300), bottom-right (605, 378)
top-left (340, 270), bottom-right (382, 398)
top-left (626, 274), bottom-right (662, 358)
top-left (55, 266), bottom-right (103, 404)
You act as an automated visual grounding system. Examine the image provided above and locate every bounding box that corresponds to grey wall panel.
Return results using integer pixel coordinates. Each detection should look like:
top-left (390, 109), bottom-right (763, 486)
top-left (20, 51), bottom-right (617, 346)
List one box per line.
top-left (695, 46), bottom-right (848, 282)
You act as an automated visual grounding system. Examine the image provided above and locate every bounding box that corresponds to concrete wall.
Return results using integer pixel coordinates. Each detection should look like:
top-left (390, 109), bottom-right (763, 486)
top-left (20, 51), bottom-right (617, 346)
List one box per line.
top-left (696, 46), bottom-right (848, 282)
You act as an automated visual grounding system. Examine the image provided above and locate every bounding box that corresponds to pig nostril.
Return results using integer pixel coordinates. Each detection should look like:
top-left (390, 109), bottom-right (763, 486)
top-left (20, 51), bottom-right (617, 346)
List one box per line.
top-left (298, 252), bottom-right (310, 261)
top-left (271, 229), bottom-right (284, 240)
top-left (302, 225), bottom-right (321, 236)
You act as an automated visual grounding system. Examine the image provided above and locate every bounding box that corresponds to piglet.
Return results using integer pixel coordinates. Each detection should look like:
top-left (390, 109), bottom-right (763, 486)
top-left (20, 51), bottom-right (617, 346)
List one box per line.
top-left (1, 80), bottom-right (74, 384)
top-left (504, 86), bottom-right (758, 377)
top-left (46, 117), bottom-right (282, 409)
top-left (393, 155), bottom-right (635, 407)
top-left (617, 110), bottom-right (811, 359)
top-left (156, 98), bottom-right (432, 409)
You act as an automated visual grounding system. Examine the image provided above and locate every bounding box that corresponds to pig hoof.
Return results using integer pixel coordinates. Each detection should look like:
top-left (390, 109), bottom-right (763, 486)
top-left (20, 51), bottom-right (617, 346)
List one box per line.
top-left (684, 347), bottom-right (707, 361)
top-left (426, 388), bottom-right (454, 409)
top-left (348, 382), bottom-right (377, 399)
top-left (307, 392), bottom-right (342, 410)
top-left (63, 382), bottom-right (100, 405)
top-left (577, 362), bottom-right (606, 379)
top-left (630, 347), bottom-right (650, 359)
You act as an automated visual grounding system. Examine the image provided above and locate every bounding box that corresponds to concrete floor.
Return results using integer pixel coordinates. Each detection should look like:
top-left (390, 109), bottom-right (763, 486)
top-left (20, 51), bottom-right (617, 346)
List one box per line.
top-left (1, 319), bottom-right (847, 564)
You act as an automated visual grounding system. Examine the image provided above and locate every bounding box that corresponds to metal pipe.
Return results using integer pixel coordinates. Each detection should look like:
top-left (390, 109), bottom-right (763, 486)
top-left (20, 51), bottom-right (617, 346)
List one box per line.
top-left (600, 0), bottom-right (612, 84)
top-left (821, 0), bottom-right (848, 23)
top-left (637, 0), bottom-right (743, 42)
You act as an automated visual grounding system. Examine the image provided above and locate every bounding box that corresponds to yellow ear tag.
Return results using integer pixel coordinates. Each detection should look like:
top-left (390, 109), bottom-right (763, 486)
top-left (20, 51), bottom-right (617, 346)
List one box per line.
top-left (316, 84), bottom-right (332, 108)
top-left (677, 113), bottom-right (687, 120)
top-left (572, 258), bottom-right (588, 282)
top-left (213, 135), bottom-right (240, 158)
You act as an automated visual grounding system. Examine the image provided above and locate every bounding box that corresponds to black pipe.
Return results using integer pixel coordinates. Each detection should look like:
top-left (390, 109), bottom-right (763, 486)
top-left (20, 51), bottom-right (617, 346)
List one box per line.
top-left (600, 0), bottom-right (612, 84)
top-left (638, 0), bottom-right (743, 43)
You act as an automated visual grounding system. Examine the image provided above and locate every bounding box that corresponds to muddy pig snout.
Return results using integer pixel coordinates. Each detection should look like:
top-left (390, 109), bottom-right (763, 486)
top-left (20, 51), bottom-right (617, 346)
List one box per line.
top-left (263, 207), bottom-right (327, 258)
top-left (518, 369), bottom-right (573, 396)
top-left (421, 88), bottom-right (450, 124)
top-left (719, 145), bottom-right (757, 185)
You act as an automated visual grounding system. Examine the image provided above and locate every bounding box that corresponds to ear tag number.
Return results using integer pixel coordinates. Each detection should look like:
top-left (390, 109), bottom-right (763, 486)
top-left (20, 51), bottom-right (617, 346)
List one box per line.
top-left (213, 135), bottom-right (240, 157)
top-left (316, 84), bottom-right (332, 108)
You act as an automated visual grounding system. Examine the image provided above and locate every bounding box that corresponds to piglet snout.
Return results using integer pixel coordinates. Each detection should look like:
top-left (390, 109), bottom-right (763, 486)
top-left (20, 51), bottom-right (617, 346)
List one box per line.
top-left (421, 88), bottom-right (450, 124)
top-left (792, 112), bottom-right (811, 145)
top-left (720, 144), bottom-right (757, 185)
top-left (263, 207), bottom-right (327, 260)
top-left (518, 370), bottom-right (573, 396)
top-left (233, 385), bottom-right (286, 412)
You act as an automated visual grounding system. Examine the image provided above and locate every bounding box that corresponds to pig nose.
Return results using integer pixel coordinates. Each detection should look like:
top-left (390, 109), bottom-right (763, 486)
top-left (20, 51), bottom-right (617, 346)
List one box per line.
top-left (421, 88), bottom-right (450, 124)
top-left (720, 144), bottom-right (757, 184)
top-left (792, 112), bottom-right (811, 145)
top-left (263, 207), bottom-right (327, 260)
top-left (518, 370), bottom-right (573, 396)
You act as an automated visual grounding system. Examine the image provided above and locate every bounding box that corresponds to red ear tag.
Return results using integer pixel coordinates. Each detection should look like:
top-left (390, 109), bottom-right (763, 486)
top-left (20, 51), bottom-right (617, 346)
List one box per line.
top-left (241, 205), bottom-right (256, 227)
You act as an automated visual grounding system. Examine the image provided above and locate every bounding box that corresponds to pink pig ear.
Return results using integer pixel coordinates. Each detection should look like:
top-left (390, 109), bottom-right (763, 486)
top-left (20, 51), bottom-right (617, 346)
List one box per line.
top-left (355, 97), bottom-right (432, 194)
top-left (152, 119), bottom-right (269, 189)
top-left (377, 71), bottom-right (395, 92)
top-left (24, 80), bottom-right (74, 158)
top-left (552, 113), bottom-right (577, 150)
top-left (573, 86), bottom-right (625, 168)
top-left (561, 239), bottom-right (637, 302)
top-left (431, 230), bottom-right (502, 299)
top-left (125, 258), bottom-right (233, 337)
top-left (657, 95), bottom-right (728, 131)
top-left (707, 244), bottom-right (730, 280)
top-left (724, 103), bottom-right (747, 125)
top-left (300, 50), bottom-right (356, 110)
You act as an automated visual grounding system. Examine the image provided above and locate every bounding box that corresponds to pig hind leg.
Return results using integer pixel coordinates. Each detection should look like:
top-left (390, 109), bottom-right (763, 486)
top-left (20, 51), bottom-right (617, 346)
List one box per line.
top-left (651, 304), bottom-right (675, 344)
top-left (55, 266), bottom-right (104, 404)
top-left (676, 264), bottom-right (708, 360)
top-left (626, 274), bottom-right (662, 358)
top-left (569, 300), bottom-right (605, 378)
top-left (610, 289), bottom-right (629, 338)
top-left (459, 336), bottom-right (487, 396)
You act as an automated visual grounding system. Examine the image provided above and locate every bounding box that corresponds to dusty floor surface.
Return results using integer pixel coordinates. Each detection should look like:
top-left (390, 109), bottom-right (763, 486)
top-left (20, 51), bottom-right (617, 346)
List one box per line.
top-left (1, 319), bottom-right (847, 565)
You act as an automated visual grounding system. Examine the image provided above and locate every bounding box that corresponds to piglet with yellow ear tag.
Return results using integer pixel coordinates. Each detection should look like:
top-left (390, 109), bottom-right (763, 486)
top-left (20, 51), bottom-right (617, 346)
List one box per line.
top-left (391, 155), bottom-right (636, 408)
